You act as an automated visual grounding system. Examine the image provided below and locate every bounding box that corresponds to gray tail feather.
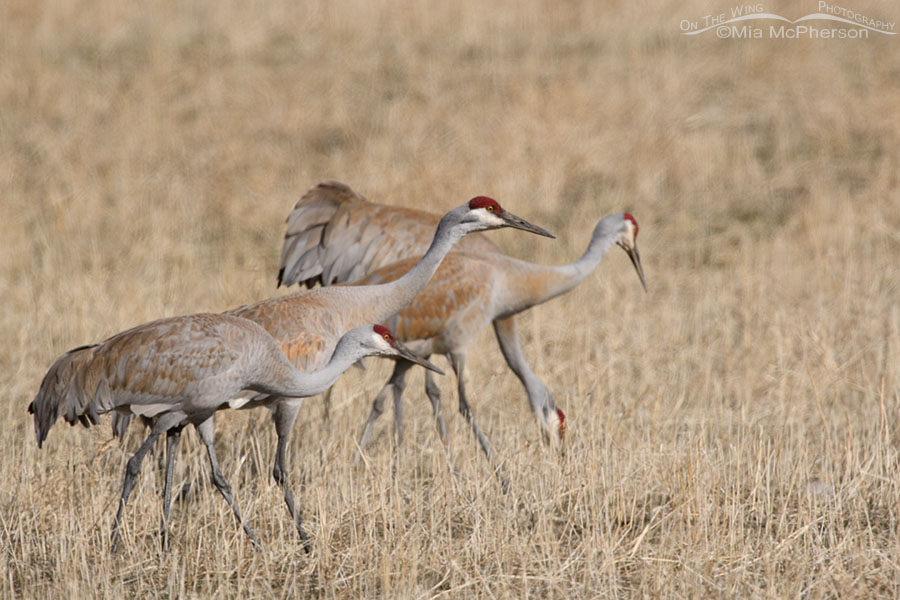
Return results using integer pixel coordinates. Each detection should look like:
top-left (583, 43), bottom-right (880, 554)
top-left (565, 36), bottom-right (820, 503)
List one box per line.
top-left (111, 412), bottom-right (140, 440)
top-left (110, 412), bottom-right (155, 440)
top-left (111, 412), bottom-right (130, 440)
top-left (28, 344), bottom-right (99, 448)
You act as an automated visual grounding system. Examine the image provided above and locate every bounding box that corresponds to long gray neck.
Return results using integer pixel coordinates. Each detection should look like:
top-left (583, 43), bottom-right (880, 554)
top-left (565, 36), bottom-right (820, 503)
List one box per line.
top-left (556, 214), bottom-right (623, 293)
top-left (255, 336), bottom-right (368, 398)
top-left (499, 214), bottom-right (622, 313)
top-left (346, 214), bottom-right (469, 323)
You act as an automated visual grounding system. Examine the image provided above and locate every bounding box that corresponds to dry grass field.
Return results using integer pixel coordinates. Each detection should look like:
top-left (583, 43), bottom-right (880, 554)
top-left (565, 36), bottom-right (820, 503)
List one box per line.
top-left (2, 0), bottom-right (899, 597)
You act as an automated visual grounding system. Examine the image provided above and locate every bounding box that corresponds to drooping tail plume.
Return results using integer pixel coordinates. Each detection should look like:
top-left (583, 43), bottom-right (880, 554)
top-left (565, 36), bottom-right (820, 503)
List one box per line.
top-left (28, 344), bottom-right (100, 448)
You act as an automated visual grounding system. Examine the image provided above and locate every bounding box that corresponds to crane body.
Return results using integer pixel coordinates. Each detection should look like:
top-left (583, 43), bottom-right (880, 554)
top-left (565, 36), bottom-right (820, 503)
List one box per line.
top-left (30, 315), bottom-right (437, 549)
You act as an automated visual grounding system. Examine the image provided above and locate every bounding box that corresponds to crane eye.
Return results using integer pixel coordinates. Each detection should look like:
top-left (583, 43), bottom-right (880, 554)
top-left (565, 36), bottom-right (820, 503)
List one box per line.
top-left (485, 205), bottom-right (494, 212)
top-left (383, 333), bottom-right (391, 341)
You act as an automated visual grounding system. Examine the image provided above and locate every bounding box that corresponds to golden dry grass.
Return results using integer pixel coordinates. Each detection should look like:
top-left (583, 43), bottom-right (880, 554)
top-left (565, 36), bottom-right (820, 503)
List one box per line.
top-left (2, 0), bottom-right (899, 597)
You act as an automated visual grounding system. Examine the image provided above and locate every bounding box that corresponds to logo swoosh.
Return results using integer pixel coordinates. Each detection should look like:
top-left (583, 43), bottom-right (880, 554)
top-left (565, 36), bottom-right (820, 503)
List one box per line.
top-left (683, 13), bottom-right (791, 35)
top-left (793, 13), bottom-right (896, 34)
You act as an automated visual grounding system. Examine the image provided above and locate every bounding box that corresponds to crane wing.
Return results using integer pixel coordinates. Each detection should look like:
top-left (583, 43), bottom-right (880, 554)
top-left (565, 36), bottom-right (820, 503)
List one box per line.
top-left (31, 314), bottom-right (258, 445)
top-left (79, 315), bottom-right (252, 412)
top-left (277, 180), bottom-right (499, 288)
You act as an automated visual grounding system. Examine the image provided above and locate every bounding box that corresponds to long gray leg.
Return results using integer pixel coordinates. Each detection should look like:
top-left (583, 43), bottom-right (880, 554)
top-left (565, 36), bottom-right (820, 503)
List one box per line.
top-left (425, 369), bottom-right (448, 445)
top-left (358, 382), bottom-right (393, 453)
top-left (358, 360), bottom-right (414, 452)
top-left (448, 351), bottom-right (510, 493)
top-left (271, 401), bottom-right (311, 551)
top-left (111, 429), bottom-right (162, 551)
top-left (159, 425), bottom-right (184, 550)
top-left (424, 364), bottom-right (464, 485)
top-left (389, 360), bottom-right (413, 447)
top-left (391, 363), bottom-right (410, 448)
top-left (195, 418), bottom-right (260, 547)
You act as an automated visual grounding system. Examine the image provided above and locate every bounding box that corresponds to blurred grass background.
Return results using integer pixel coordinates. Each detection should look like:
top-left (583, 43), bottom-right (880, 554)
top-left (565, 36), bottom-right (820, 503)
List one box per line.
top-left (1, 0), bottom-right (899, 597)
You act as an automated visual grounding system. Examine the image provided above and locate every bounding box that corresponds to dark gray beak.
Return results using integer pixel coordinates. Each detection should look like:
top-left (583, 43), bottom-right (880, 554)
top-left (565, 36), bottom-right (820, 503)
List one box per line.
top-left (500, 211), bottom-right (556, 238)
top-left (626, 244), bottom-right (648, 292)
top-left (393, 341), bottom-right (445, 375)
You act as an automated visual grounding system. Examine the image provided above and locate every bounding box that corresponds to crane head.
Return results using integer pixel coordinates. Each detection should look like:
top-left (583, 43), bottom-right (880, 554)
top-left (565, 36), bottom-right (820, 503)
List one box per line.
top-left (618, 213), bottom-right (647, 292)
top-left (371, 325), bottom-right (445, 374)
top-left (556, 409), bottom-right (567, 440)
top-left (458, 196), bottom-right (556, 238)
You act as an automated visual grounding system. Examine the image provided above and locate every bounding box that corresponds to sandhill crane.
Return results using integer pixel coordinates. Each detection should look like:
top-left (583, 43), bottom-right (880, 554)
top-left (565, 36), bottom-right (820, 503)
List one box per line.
top-left (351, 213), bottom-right (645, 472)
top-left (275, 182), bottom-right (645, 473)
top-left (111, 191), bottom-right (553, 540)
top-left (30, 315), bottom-right (439, 549)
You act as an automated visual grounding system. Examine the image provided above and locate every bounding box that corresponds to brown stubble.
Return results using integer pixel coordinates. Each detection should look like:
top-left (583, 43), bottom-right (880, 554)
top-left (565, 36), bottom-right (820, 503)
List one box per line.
top-left (2, 0), bottom-right (899, 597)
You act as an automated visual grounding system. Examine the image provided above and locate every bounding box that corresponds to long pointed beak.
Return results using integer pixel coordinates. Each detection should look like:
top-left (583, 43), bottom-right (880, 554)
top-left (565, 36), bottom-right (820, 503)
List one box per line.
top-left (500, 211), bottom-right (556, 238)
top-left (626, 244), bottom-right (648, 292)
top-left (392, 342), bottom-right (445, 375)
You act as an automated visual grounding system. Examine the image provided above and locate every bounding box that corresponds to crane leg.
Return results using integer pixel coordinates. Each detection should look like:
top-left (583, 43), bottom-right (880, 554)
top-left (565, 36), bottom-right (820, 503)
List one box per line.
top-left (425, 366), bottom-right (463, 484)
top-left (389, 361), bottom-right (412, 448)
top-left (358, 385), bottom-right (390, 454)
top-left (159, 424), bottom-right (184, 551)
top-left (271, 401), bottom-right (311, 552)
top-left (111, 428), bottom-right (162, 551)
top-left (448, 352), bottom-right (510, 493)
top-left (358, 360), bottom-right (413, 453)
top-left (424, 369), bottom-right (448, 446)
top-left (196, 418), bottom-right (261, 548)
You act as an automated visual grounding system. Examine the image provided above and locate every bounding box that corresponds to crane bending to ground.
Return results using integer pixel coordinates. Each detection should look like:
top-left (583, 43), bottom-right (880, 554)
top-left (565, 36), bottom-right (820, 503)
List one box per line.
top-left (115, 191), bottom-right (554, 544)
top-left (275, 182), bottom-right (645, 468)
top-left (30, 315), bottom-right (438, 549)
top-left (351, 213), bottom-right (645, 474)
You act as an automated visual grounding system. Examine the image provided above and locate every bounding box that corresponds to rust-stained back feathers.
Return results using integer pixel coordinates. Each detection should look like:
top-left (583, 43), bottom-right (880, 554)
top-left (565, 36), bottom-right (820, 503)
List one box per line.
top-left (28, 314), bottom-right (274, 448)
